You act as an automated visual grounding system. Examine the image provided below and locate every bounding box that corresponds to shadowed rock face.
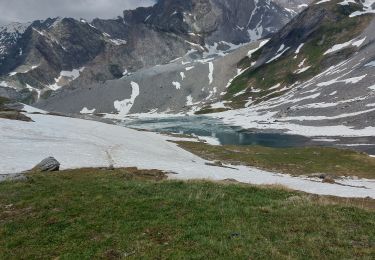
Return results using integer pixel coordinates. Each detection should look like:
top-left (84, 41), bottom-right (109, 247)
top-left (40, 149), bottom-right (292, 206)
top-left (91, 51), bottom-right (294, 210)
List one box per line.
top-left (1, 18), bottom-right (106, 74)
top-left (0, 0), bottom-right (308, 105)
top-left (0, 17), bottom-right (108, 101)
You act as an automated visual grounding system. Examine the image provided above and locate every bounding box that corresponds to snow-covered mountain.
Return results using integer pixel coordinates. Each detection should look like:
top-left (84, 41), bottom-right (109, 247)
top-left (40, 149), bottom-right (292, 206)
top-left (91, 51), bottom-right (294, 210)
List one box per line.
top-left (0, 22), bottom-right (30, 56)
top-left (0, 0), bottom-right (309, 105)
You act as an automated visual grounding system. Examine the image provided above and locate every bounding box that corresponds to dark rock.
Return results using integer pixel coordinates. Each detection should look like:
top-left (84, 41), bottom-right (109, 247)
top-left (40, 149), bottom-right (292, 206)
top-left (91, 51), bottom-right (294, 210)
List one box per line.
top-left (0, 111), bottom-right (33, 122)
top-left (322, 176), bottom-right (335, 184)
top-left (308, 173), bottom-right (326, 179)
top-left (33, 157), bottom-right (60, 172)
top-left (229, 232), bottom-right (241, 239)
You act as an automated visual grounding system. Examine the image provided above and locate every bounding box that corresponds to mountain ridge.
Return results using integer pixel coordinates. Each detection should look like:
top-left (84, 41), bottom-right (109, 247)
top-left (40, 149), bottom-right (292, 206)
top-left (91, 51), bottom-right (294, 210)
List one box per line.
top-left (0, 0), bottom-right (310, 105)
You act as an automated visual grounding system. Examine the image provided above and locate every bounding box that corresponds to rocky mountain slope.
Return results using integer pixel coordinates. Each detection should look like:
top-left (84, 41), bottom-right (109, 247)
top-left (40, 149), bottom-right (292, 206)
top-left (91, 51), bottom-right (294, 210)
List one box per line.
top-left (36, 41), bottom-right (262, 115)
top-left (207, 0), bottom-right (375, 137)
top-left (0, 0), bottom-right (309, 106)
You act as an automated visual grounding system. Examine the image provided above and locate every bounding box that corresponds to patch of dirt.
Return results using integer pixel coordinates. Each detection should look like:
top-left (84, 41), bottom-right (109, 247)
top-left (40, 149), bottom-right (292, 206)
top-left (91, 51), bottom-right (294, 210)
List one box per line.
top-left (121, 167), bottom-right (167, 181)
top-left (102, 249), bottom-right (123, 259)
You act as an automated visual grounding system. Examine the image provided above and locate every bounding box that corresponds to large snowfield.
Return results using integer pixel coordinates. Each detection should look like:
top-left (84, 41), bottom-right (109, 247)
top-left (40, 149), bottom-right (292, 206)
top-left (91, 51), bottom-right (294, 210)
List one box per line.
top-left (0, 109), bottom-right (374, 199)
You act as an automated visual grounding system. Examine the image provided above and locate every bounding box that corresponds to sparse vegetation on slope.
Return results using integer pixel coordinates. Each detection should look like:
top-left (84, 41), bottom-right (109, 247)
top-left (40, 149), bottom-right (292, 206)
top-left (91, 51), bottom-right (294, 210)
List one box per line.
top-left (0, 96), bottom-right (9, 107)
top-left (0, 168), bottom-right (374, 259)
top-left (224, 0), bottom-right (373, 108)
top-left (0, 97), bottom-right (32, 122)
top-left (177, 141), bottom-right (375, 179)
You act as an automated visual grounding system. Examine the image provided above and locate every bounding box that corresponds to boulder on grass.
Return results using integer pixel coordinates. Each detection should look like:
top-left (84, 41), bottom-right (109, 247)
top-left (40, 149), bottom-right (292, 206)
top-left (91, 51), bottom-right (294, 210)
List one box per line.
top-left (33, 157), bottom-right (60, 172)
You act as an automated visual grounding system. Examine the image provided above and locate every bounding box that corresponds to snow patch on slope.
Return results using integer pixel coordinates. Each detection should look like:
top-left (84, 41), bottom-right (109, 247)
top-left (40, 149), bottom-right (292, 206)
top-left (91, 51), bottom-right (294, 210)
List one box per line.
top-left (324, 37), bottom-right (366, 55)
top-left (208, 62), bottom-right (214, 85)
top-left (350, 0), bottom-right (375, 17)
top-left (80, 107), bottom-right (96, 114)
top-left (267, 44), bottom-right (291, 63)
top-left (0, 113), bottom-right (374, 198)
top-left (114, 81), bottom-right (140, 116)
top-left (172, 81), bottom-right (181, 90)
top-left (49, 67), bottom-right (85, 91)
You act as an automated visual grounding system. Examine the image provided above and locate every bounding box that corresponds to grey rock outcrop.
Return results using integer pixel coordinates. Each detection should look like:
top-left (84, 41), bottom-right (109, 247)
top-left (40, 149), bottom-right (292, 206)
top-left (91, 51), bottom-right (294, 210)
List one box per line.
top-left (33, 157), bottom-right (60, 172)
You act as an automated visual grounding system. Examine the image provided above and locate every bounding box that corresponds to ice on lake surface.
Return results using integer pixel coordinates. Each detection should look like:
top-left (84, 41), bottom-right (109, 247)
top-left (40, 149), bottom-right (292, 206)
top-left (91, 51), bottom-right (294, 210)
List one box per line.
top-left (122, 116), bottom-right (375, 155)
top-left (122, 116), bottom-right (312, 147)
